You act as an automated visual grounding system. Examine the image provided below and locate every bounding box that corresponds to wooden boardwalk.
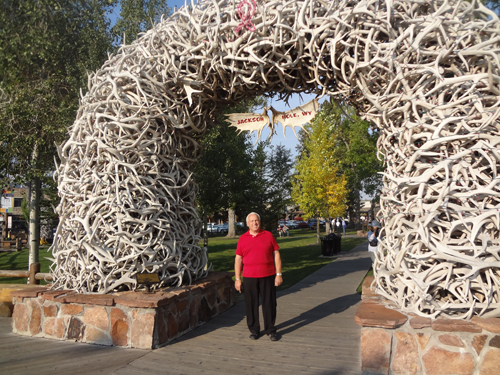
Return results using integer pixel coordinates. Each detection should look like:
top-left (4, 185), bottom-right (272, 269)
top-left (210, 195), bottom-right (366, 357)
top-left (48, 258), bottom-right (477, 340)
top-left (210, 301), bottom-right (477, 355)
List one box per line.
top-left (0, 240), bottom-right (370, 375)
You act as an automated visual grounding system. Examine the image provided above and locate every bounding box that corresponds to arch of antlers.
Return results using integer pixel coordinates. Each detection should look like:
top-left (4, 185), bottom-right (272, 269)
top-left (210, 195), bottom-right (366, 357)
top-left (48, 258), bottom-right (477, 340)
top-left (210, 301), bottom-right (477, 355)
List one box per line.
top-left (50, 0), bottom-right (500, 319)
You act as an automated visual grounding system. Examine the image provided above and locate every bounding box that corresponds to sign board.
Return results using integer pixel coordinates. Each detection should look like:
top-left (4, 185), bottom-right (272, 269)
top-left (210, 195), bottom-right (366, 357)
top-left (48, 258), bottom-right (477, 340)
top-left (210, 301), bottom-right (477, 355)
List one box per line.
top-left (278, 99), bottom-right (318, 128)
top-left (7, 216), bottom-right (12, 229)
top-left (1, 193), bottom-right (13, 208)
top-left (226, 99), bottom-right (318, 141)
top-left (136, 273), bottom-right (160, 284)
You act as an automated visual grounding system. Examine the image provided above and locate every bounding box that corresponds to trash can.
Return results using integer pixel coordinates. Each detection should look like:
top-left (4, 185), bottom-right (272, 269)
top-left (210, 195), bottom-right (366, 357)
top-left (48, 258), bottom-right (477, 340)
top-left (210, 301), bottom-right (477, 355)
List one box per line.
top-left (327, 233), bottom-right (341, 254)
top-left (320, 236), bottom-right (335, 256)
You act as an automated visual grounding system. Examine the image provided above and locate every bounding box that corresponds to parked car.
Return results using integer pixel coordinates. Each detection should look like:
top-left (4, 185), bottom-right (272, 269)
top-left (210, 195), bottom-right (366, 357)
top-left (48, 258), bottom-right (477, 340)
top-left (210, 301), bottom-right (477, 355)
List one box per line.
top-left (309, 219), bottom-right (326, 229)
top-left (217, 223), bottom-right (229, 234)
top-left (206, 223), bottom-right (219, 233)
top-left (279, 220), bottom-right (299, 229)
top-left (295, 220), bottom-right (310, 229)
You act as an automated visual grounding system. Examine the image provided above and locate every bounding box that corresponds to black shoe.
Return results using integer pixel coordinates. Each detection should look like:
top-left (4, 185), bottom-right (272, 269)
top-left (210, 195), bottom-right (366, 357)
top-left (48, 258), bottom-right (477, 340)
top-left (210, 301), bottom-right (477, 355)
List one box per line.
top-left (269, 333), bottom-right (279, 341)
top-left (249, 333), bottom-right (258, 340)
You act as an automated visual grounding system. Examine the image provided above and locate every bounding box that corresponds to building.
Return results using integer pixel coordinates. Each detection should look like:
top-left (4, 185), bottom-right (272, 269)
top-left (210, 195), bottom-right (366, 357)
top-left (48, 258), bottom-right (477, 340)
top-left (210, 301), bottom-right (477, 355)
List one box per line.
top-left (1, 187), bottom-right (28, 239)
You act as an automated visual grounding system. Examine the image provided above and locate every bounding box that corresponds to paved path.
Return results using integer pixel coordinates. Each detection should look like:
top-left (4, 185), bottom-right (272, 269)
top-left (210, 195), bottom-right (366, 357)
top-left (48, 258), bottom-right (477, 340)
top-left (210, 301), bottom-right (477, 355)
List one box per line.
top-left (0, 240), bottom-right (370, 375)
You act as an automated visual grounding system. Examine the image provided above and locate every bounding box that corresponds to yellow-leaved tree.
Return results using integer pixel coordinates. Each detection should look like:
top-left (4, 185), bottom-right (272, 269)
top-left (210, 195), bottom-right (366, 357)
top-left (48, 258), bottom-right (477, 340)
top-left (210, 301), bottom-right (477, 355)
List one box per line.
top-left (292, 115), bottom-right (348, 242)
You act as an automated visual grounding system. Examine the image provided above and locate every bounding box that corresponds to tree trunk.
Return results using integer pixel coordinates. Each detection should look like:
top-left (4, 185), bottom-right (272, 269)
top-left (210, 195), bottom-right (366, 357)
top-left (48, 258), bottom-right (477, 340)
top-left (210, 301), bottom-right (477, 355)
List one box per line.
top-left (203, 211), bottom-right (208, 248)
top-left (354, 189), bottom-right (361, 230)
top-left (348, 207), bottom-right (355, 228)
top-left (325, 218), bottom-right (331, 235)
top-left (316, 215), bottom-right (320, 244)
top-left (28, 176), bottom-right (40, 267)
top-left (227, 207), bottom-right (236, 237)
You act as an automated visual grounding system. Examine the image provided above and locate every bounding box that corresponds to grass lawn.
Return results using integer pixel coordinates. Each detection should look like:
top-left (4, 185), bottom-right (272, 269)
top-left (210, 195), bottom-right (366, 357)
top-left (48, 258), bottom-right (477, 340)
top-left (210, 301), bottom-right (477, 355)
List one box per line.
top-left (0, 229), bottom-right (367, 291)
top-left (206, 229), bottom-right (366, 291)
top-left (0, 246), bottom-right (53, 284)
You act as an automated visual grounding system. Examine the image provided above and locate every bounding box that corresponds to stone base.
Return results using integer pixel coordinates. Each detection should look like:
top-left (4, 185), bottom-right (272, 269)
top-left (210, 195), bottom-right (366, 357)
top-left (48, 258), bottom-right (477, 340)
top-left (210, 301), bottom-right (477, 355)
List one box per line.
top-left (10, 272), bottom-right (236, 349)
top-left (355, 277), bottom-right (500, 375)
top-left (0, 284), bottom-right (47, 317)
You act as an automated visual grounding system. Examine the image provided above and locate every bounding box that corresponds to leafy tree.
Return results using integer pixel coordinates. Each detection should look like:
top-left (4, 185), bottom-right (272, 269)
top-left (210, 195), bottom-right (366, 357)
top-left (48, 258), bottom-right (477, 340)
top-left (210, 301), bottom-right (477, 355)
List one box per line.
top-left (0, 0), bottom-right (114, 180)
top-left (195, 98), bottom-right (266, 238)
top-left (292, 113), bottom-right (349, 242)
top-left (0, 0), bottom-right (116, 266)
top-left (112, 0), bottom-right (170, 45)
top-left (309, 99), bottom-right (381, 229)
top-left (195, 123), bottom-right (254, 238)
top-left (245, 142), bottom-right (294, 231)
top-left (0, 0), bottom-right (171, 267)
top-left (266, 144), bottom-right (294, 212)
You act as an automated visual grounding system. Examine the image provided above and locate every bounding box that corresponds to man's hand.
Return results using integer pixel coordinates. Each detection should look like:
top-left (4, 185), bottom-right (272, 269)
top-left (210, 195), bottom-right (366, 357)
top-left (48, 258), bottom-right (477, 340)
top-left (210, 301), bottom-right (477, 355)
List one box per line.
top-left (234, 255), bottom-right (243, 293)
top-left (275, 275), bottom-right (283, 287)
top-left (235, 279), bottom-right (242, 293)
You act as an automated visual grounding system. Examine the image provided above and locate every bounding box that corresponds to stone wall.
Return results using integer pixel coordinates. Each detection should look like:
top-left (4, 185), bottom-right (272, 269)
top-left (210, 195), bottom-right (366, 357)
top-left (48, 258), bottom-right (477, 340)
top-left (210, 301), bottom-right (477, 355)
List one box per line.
top-left (11, 272), bottom-right (235, 349)
top-left (355, 277), bottom-right (500, 375)
top-left (0, 284), bottom-right (46, 317)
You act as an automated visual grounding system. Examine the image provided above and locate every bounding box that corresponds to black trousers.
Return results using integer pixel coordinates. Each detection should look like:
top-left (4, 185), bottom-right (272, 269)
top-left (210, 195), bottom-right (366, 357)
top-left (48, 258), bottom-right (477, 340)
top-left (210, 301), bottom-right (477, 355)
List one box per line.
top-left (243, 275), bottom-right (277, 335)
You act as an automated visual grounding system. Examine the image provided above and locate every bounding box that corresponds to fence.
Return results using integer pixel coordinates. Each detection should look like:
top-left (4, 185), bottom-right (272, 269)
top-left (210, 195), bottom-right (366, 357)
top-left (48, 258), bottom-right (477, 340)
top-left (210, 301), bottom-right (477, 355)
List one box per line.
top-left (1, 238), bottom-right (24, 251)
top-left (0, 263), bottom-right (53, 284)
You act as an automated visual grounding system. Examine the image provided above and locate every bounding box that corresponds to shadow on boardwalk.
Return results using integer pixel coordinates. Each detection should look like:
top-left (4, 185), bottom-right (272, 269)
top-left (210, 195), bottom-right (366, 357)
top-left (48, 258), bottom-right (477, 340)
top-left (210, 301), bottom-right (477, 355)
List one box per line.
top-left (0, 240), bottom-right (370, 375)
top-left (276, 293), bottom-right (360, 336)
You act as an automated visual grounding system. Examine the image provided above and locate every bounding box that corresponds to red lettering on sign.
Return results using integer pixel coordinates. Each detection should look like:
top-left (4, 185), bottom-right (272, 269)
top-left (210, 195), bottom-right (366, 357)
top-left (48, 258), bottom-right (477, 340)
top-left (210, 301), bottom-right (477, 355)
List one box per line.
top-left (237, 117), bottom-right (264, 125)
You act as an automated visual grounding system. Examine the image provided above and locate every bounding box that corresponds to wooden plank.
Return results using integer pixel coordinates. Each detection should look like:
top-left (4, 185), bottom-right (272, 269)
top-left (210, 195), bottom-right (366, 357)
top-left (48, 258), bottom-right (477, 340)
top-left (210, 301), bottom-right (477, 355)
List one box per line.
top-left (35, 272), bottom-right (53, 280)
top-left (0, 270), bottom-right (29, 277)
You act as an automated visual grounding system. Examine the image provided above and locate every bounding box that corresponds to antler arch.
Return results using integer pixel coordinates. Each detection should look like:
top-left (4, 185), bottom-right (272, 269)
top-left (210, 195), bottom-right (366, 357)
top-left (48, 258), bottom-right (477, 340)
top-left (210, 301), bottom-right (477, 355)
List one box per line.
top-left (51, 0), bottom-right (500, 318)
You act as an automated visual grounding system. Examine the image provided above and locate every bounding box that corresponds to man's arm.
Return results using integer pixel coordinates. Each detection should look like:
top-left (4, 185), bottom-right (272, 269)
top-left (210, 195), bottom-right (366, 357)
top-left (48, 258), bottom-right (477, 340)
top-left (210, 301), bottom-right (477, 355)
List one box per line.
top-left (274, 250), bottom-right (283, 287)
top-left (234, 254), bottom-right (243, 292)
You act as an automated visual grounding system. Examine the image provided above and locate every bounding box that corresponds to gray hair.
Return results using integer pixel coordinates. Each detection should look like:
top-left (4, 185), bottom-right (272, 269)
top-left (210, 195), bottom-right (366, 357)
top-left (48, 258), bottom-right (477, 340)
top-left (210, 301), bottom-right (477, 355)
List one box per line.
top-left (246, 212), bottom-right (261, 223)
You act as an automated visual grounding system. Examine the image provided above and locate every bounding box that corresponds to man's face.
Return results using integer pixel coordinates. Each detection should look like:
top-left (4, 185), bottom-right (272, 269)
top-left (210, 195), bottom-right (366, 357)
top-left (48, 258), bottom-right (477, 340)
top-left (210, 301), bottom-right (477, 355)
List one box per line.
top-left (247, 214), bottom-right (261, 232)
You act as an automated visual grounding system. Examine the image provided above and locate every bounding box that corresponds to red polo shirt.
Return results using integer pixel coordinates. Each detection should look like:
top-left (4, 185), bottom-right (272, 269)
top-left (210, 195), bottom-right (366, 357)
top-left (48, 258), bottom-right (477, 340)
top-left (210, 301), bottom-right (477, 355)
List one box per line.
top-left (236, 229), bottom-right (279, 278)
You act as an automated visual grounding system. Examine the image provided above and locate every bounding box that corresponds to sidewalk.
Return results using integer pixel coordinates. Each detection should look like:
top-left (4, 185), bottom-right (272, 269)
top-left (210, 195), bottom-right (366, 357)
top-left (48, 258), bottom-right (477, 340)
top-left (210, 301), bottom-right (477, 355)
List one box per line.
top-left (0, 240), bottom-right (370, 375)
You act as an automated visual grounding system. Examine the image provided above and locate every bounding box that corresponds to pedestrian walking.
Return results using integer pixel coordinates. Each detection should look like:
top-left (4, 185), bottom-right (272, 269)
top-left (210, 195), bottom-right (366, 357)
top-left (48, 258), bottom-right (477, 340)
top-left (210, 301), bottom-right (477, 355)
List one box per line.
top-left (342, 218), bottom-right (346, 235)
top-left (336, 218), bottom-right (341, 236)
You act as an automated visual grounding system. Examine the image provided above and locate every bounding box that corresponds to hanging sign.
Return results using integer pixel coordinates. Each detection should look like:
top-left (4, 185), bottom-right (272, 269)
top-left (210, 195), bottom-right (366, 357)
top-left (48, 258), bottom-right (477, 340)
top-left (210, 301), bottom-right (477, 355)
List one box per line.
top-left (227, 99), bottom-right (318, 141)
top-left (226, 111), bottom-right (271, 140)
top-left (278, 99), bottom-right (318, 128)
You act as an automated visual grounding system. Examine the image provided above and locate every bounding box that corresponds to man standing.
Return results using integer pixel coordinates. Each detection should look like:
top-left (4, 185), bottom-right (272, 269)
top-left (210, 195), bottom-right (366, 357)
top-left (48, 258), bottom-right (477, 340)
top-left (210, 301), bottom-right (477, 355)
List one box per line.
top-left (234, 212), bottom-right (283, 341)
top-left (368, 220), bottom-right (381, 262)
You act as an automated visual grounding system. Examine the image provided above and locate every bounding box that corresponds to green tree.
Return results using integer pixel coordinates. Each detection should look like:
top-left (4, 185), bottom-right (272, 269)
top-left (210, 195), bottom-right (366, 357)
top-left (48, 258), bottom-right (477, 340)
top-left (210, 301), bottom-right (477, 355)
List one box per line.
top-left (195, 98), bottom-right (266, 238)
top-left (246, 142), bottom-right (294, 231)
top-left (312, 99), bottom-right (381, 229)
top-left (267, 144), bottom-right (294, 214)
top-left (292, 115), bottom-right (348, 242)
top-left (112, 0), bottom-right (170, 45)
top-left (195, 123), bottom-right (254, 238)
top-left (0, 0), bottom-right (116, 267)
